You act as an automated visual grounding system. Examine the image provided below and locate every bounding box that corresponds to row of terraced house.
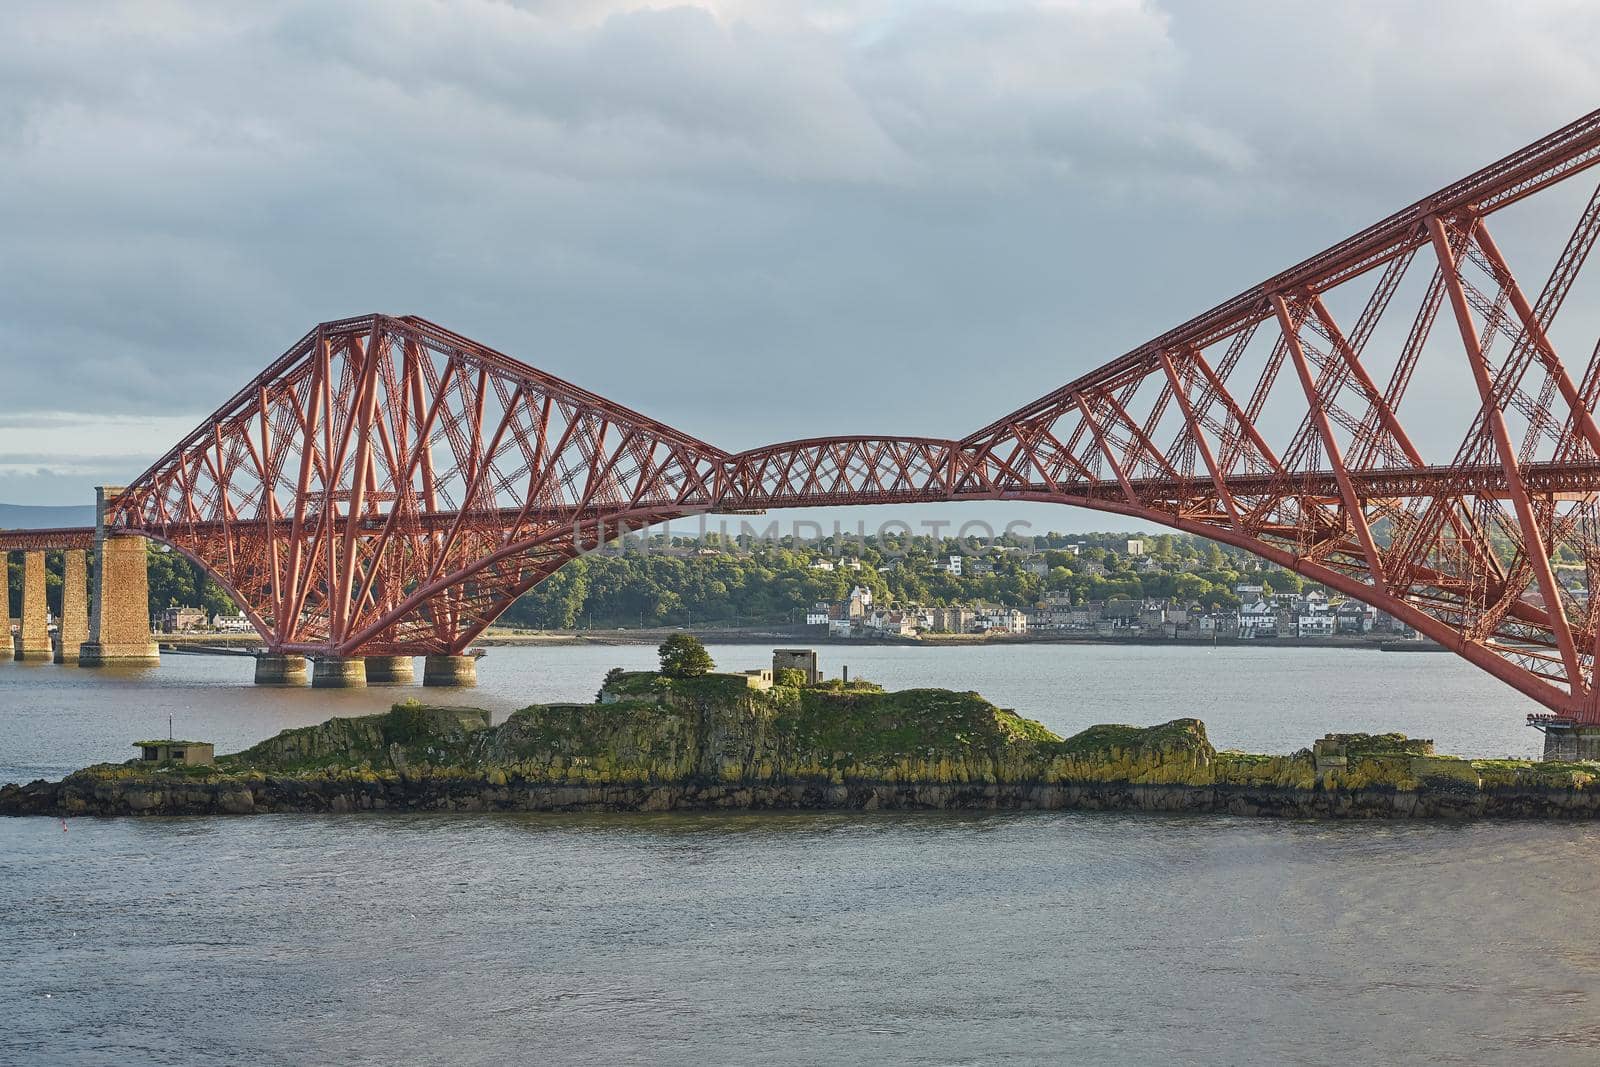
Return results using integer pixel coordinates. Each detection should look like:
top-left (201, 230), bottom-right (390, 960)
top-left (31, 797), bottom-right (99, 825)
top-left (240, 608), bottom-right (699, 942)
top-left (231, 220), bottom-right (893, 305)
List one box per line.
top-left (805, 584), bottom-right (1415, 641)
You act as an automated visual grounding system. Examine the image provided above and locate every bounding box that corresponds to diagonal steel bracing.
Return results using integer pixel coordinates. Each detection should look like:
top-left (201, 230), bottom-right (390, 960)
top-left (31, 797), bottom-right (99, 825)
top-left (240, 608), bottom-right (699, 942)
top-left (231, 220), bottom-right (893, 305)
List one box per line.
top-left (100, 108), bottom-right (1600, 720)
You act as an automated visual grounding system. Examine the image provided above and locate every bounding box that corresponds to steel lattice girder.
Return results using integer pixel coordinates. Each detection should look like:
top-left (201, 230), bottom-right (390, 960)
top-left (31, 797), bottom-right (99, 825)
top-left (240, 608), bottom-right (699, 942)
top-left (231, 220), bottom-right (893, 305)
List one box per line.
top-left (101, 106), bottom-right (1600, 721)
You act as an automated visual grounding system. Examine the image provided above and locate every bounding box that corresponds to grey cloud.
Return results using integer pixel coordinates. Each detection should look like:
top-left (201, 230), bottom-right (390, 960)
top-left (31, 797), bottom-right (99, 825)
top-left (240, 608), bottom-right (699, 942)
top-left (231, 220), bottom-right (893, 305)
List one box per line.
top-left (2, 0), bottom-right (1599, 505)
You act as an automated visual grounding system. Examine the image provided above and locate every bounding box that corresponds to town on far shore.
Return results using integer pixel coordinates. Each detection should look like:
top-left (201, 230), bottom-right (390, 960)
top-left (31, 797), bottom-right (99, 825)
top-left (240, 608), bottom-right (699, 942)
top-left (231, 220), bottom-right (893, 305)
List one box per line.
top-left (802, 537), bottom-right (1418, 643)
top-left (30, 526), bottom-right (1585, 647)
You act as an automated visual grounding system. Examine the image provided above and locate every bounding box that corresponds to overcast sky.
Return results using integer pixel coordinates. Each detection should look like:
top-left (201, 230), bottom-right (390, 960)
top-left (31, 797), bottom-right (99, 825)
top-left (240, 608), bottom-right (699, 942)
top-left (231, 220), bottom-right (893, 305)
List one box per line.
top-left (4, 0), bottom-right (1600, 533)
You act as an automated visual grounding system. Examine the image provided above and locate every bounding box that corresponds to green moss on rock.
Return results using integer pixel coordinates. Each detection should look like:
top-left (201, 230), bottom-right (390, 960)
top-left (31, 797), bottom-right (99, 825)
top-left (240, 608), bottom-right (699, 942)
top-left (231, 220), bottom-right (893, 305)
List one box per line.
top-left (15, 668), bottom-right (1600, 820)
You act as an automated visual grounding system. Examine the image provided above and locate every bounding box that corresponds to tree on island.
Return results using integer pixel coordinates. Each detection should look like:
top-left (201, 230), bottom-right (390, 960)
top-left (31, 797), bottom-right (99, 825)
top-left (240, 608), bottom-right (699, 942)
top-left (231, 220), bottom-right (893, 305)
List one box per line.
top-left (774, 667), bottom-right (807, 688)
top-left (596, 666), bottom-right (626, 703)
top-left (658, 634), bottom-right (714, 678)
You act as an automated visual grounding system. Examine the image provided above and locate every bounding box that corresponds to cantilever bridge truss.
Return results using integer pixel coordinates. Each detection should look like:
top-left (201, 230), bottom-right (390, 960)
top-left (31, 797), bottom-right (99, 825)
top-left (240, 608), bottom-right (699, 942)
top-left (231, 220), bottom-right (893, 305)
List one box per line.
top-left (109, 109), bottom-right (1600, 720)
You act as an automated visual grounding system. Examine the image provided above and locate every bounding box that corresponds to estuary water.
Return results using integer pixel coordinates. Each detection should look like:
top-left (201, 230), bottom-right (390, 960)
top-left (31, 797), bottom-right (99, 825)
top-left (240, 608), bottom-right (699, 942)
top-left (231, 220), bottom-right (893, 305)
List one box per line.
top-left (4, 643), bottom-right (1599, 1065)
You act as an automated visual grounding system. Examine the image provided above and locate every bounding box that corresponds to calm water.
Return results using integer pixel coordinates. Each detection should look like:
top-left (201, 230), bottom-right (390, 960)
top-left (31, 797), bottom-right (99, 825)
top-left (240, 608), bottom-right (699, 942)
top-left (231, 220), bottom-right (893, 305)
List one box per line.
top-left (4, 644), bottom-right (1595, 1065)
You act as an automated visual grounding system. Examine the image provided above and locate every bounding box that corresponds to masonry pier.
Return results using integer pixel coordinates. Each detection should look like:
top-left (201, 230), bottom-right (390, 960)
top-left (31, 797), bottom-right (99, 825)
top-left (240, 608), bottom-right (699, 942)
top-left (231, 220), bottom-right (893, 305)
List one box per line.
top-left (0, 555), bottom-right (10, 658)
top-left (15, 551), bottom-right (52, 662)
top-left (364, 656), bottom-right (415, 685)
top-left (78, 487), bottom-right (160, 668)
top-left (423, 655), bottom-right (477, 687)
top-left (254, 654), bottom-right (309, 686)
top-left (54, 550), bottom-right (88, 664)
top-left (311, 657), bottom-right (367, 688)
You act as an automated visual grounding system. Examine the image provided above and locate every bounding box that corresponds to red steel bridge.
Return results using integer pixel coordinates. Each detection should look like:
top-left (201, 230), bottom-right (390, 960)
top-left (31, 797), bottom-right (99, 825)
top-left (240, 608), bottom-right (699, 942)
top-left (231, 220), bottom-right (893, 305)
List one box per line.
top-left (13, 109), bottom-right (1600, 717)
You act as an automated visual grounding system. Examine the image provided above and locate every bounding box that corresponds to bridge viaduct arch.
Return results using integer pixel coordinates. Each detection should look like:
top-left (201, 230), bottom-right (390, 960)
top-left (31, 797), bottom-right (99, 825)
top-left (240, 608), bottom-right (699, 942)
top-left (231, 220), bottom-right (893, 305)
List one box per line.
top-left (9, 109), bottom-right (1600, 720)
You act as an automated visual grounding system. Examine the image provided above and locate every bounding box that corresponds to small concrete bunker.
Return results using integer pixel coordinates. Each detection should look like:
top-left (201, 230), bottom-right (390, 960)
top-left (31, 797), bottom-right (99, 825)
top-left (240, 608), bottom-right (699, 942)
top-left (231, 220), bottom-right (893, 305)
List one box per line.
top-left (135, 740), bottom-right (215, 767)
top-left (772, 648), bottom-right (819, 685)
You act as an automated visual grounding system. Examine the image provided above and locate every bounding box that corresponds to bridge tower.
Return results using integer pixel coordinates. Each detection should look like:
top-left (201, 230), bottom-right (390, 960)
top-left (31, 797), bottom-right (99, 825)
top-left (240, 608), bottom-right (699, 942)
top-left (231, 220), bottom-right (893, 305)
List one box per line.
top-left (79, 486), bottom-right (159, 668)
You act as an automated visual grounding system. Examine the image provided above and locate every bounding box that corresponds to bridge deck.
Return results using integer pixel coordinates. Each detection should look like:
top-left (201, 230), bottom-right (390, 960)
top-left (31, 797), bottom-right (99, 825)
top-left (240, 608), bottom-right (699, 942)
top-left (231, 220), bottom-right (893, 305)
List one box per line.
top-left (0, 527), bottom-right (95, 551)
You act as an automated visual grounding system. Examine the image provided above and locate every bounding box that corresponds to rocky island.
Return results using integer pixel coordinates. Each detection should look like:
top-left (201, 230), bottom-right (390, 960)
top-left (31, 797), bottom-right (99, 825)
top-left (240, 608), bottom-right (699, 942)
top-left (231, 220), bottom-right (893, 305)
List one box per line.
top-left (6, 662), bottom-right (1600, 819)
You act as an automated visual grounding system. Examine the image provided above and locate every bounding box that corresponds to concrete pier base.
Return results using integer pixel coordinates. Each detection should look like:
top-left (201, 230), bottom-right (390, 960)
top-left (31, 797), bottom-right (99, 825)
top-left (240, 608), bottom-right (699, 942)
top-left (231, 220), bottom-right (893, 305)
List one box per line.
top-left (16, 551), bottom-right (52, 662)
top-left (54, 550), bottom-right (88, 664)
top-left (312, 657), bottom-right (367, 688)
top-left (81, 490), bottom-right (160, 668)
top-left (255, 653), bottom-right (310, 686)
top-left (423, 654), bottom-right (477, 688)
top-left (1541, 722), bottom-right (1600, 762)
top-left (364, 655), bottom-right (416, 685)
top-left (78, 643), bottom-right (162, 668)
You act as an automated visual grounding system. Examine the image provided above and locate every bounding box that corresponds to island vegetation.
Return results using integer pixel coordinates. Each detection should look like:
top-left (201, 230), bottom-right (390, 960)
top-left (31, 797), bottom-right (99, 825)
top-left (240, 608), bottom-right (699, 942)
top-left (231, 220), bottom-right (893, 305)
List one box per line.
top-left (5, 637), bottom-right (1599, 820)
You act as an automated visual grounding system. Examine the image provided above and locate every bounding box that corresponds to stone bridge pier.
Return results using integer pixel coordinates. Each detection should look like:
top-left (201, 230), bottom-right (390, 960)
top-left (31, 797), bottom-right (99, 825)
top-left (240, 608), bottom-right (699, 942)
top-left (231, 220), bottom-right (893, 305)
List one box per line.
top-left (1, 547), bottom-right (89, 663)
top-left (79, 486), bottom-right (159, 668)
top-left (54, 549), bottom-right (89, 664)
top-left (15, 551), bottom-right (52, 662)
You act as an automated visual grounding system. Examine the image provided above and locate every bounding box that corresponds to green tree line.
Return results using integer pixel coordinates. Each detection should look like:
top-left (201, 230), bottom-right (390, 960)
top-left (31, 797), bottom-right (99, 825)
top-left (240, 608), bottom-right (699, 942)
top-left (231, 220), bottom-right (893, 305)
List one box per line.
top-left (500, 530), bottom-right (1314, 630)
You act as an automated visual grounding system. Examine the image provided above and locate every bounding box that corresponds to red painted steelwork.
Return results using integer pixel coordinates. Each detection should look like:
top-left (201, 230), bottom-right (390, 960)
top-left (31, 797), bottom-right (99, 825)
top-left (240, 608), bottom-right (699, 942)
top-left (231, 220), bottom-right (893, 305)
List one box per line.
top-left (106, 108), bottom-right (1600, 719)
top-left (0, 529), bottom-right (95, 552)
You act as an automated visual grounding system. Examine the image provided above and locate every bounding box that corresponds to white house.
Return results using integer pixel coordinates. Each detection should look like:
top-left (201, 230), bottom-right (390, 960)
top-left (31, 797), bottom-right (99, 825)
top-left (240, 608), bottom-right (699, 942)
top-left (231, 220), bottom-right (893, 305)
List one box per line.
top-left (1237, 600), bottom-right (1276, 638)
top-left (977, 607), bottom-right (1028, 633)
top-left (1296, 612), bottom-right (1336, 638)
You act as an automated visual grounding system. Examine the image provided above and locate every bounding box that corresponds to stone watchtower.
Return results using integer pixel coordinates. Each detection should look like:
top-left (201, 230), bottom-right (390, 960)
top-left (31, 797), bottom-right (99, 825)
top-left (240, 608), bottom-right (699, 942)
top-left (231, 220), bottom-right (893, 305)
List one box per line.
top-left (79, 486), bottom-right (160, 668)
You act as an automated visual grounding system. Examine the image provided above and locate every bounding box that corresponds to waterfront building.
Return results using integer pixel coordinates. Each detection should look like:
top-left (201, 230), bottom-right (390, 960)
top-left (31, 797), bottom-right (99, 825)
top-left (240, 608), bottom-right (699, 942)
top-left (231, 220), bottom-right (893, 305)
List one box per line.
top-left (1100, 600), bottom-right (1140, 633)
top-left (976, 606), bottom-right (1028, 633)
top-left (1237, 600), bottom-right (1276, 638)
top-left (160, 606), bottom-right (207, 633)
top-left (927, 605), bottom-right (976, 633)
top-left (1336, 603), bottom-right (1375, 634)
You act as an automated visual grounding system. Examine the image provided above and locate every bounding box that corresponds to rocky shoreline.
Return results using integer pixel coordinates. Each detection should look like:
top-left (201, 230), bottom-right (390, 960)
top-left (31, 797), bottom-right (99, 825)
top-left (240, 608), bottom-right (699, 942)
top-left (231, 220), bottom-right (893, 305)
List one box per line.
top-left (6, 671), bottom-right (1598, 819)
top-left (11, 775), bottom-right (1600, 820)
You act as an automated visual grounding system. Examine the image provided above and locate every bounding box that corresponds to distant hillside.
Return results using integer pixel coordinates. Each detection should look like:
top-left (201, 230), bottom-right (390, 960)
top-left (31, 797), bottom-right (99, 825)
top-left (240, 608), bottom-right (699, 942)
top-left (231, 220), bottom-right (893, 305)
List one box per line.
top-left (0, 503), bottom-right (96, 530)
